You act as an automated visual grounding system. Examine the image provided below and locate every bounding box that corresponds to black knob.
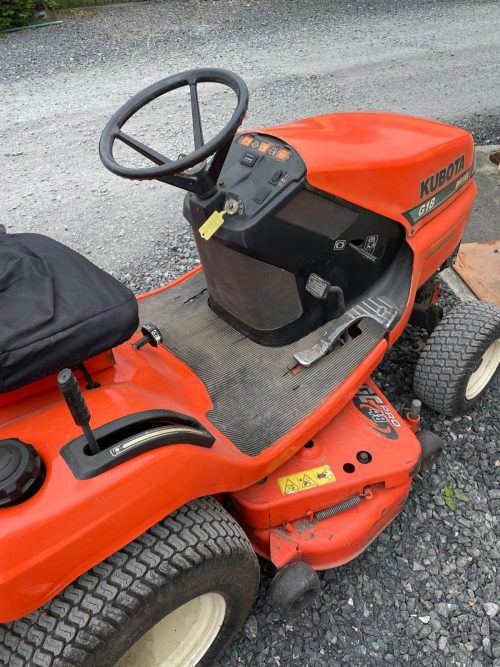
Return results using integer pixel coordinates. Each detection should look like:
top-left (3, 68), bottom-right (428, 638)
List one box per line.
top-left (58, 369), bottom-right (100, 455)
top-left (58, 369), bottom-right (91, 427)
top-left (133, 322), bottom-right (163, 350)
top-left (0, 439), bottom-right (44, 507)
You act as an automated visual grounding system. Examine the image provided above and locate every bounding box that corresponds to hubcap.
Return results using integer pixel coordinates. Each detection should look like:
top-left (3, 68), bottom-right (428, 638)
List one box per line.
top-left (116, 593), bottom-right (227, 667)
top-left (465, 339), bottom-right (500, 400)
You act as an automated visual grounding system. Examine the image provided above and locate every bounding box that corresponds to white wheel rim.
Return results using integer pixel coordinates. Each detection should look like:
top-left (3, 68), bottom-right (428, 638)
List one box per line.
top-left (465, 339), bottom-right (500, 400)
top-left (116, 593), bottom-right (227, 667)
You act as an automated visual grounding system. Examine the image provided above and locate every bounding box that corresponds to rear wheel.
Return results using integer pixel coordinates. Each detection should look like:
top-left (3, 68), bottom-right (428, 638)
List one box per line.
top-left (414, 301), bottom-right (500, 416)
top-left (0, 497), bottom-right (260, 667)
top-left (116, 592), bottom-right (227, 667)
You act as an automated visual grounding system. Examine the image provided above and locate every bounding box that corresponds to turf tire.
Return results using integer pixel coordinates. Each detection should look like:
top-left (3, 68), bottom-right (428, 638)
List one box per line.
top-left (413, 301), bottom-right (500, 416)
top-left (0, 496), bottom-right (260, 667)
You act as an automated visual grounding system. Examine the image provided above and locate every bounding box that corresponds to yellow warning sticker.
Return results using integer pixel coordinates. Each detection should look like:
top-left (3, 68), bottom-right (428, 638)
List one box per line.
top-left (199, 210), bottom-right (226, 240)
top-left (278, 465), bottom-right (336, 495)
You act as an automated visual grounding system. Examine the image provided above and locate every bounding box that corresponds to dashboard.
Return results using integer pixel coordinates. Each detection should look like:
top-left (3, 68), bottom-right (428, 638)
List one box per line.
top-left (218, 132), bottom-right (306, 220)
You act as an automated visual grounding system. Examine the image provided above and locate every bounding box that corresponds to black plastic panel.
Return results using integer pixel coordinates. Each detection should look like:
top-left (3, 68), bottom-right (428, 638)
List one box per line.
top-left (200, 241), bottom-right (303, 331)
top-left (183, 134), bottom-right (407, 346)
top-left (61, 410), bottom-right (214, 480)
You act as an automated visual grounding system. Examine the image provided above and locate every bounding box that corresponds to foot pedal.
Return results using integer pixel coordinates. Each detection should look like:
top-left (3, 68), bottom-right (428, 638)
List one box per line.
top-left (294, 297), bottom-right (398, 367)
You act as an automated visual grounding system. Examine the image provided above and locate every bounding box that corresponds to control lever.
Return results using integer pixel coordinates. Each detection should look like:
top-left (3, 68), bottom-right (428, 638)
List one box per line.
top-left (133, 322), bottom-right (163, 350)
top-left (348, 242), bottom-right (378, 263)
top-left (58, 369), bottom-right (100, 455)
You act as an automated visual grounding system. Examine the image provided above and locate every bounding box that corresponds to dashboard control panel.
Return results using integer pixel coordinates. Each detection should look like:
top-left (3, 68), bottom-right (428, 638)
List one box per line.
top-left (218, 133), bottom-right (306, 220)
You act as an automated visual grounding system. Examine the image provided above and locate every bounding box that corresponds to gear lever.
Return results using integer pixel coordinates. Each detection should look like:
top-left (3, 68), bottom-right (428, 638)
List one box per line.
top-left (58, 369), bottom-right (100, 455)
top-left (133, 322), bottom-right (163, 350)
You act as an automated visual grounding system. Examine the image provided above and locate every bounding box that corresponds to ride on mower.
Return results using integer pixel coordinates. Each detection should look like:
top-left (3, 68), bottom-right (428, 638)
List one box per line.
top-left (1, 68), bottom-right (499, 666)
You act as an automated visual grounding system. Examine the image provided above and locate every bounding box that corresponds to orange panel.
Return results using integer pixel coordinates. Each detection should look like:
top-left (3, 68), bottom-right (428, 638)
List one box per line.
top-left (0, 302), bottom-right (387, 622)
top-left (259, 112), bottom-right (475, 233)
top-left (229, 379), bottom-right (420, 570)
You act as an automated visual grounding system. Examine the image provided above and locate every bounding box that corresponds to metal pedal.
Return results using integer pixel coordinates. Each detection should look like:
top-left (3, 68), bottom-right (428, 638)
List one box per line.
top-left (294, 297), bottom-right (398, 367)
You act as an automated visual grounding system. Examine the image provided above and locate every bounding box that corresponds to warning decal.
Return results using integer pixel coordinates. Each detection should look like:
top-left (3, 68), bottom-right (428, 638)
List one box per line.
top-left (278, 465), bottom-right (336, 496)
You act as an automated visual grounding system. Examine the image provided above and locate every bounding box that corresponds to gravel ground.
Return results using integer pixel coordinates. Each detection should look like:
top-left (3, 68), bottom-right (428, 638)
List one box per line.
top-left (1, 1), bottom-right (499, 665)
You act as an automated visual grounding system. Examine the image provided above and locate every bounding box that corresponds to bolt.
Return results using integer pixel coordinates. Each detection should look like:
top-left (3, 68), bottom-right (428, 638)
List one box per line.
top-left (409, 399), bottom-right (422, 420)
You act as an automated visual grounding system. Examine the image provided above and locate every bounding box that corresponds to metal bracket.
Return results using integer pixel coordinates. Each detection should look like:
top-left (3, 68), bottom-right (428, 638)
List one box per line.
top-left (294, 297), bottom-right (398, 368)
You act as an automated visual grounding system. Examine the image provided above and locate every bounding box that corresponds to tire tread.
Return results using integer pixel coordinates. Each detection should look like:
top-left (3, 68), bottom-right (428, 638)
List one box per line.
top-left (414, 301), bottom-right (500, 415)
top-left (0, 497), bottom-right (255, 666)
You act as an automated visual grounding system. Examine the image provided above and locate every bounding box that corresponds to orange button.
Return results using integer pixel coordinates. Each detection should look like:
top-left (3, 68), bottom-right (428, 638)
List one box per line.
top-left (257, 141), bottom-right (271, 154)
top-left (239, 136), bottom-right (253, 147)
top-left (276, 148), bottom-right (290, 161)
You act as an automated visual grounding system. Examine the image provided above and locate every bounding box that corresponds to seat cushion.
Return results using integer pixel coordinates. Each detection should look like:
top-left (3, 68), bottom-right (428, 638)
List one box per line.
top-left (0, 233), bottom-right (138, 393)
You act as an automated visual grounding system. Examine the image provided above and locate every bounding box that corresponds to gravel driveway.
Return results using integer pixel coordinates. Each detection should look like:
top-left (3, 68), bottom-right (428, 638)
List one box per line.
top-left (1, 1), bottom-right (499, 665)
top-left (1, 0), bottom-right (500, 285)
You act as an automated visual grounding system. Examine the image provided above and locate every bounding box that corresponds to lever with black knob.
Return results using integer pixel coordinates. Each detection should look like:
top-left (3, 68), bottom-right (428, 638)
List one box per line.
top-left (133, 322), bottom-right (163, 350)
top-left (58, 369), bottom-right (100, 455)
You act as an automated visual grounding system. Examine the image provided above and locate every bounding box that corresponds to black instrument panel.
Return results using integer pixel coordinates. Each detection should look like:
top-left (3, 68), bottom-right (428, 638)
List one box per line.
top-left (183, 130), bottom-right (406, 347)
top-left (219, 133), bottom-right (306, 218)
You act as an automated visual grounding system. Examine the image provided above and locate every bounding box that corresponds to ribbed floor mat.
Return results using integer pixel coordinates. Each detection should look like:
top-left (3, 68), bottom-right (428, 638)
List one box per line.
top-left (139, 271), bottom-right (386, 456)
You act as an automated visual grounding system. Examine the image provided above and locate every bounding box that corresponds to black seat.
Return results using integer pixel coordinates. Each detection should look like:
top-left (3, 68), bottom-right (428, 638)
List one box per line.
top-left (0, 233), bottom-right (139, 393)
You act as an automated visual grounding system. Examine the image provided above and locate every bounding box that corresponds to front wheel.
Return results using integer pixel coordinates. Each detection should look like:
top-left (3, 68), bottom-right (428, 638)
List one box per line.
top-left (413, 301), bottom-right (500, 416)
top-left (0, 497), bottom-right (260, 667)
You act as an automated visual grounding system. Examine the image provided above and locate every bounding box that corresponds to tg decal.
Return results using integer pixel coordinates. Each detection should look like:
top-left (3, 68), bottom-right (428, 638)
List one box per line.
top-left (353, 385), bottom-right (401, 440)
top-left (403, 153), bottom-right (472, 226)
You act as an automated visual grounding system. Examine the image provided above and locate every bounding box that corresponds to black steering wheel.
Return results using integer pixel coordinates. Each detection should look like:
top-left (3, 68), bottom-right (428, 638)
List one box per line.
top-left (99, 68), bottom-right (249, 196)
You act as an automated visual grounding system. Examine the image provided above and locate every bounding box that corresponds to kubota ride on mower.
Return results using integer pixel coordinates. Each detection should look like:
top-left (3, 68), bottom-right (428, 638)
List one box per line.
top-left (1, 69), bottom-right (499, 667)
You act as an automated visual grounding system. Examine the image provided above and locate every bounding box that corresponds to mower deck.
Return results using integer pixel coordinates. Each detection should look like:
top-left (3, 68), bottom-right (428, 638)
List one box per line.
top-left (228, 378), bottom-right (421, 570)
top-left (139, 269), bottom-right (387, 456)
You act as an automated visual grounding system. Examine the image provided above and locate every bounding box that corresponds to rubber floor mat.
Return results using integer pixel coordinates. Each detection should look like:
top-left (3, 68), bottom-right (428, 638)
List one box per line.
top-left (139, 271), bottom-right (386, 456)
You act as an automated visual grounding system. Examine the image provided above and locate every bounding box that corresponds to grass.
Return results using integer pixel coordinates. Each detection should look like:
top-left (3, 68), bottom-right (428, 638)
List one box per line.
top-left (57, 0), bottom-right (146, 7)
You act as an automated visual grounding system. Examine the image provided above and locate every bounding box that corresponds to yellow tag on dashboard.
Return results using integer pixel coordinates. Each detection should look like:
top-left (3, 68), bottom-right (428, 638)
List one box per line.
top-left (199, 210), bottom-right (226, 241)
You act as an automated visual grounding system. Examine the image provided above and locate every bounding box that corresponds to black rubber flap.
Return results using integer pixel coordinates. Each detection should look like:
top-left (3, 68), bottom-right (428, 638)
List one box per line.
top-left (0, 233), bottom-right (139, 393)
top-left (0, 439), bottom-right (43, 507)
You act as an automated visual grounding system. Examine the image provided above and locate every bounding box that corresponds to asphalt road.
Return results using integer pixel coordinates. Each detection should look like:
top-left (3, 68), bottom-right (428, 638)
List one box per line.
top-left (1, 2), bottom-right (499, 667)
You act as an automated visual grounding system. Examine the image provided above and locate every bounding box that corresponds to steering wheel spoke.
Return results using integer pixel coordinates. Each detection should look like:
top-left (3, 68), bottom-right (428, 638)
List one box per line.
top-left (189, 83), bottom-right (204, 150)
top-left (116, 131), bottom-right (172, 166)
